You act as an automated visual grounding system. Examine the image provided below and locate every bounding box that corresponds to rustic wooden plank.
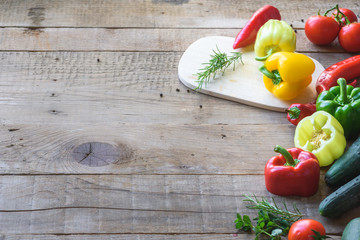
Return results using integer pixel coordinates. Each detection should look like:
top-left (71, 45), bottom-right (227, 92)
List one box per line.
top-left (0, 0), bottom-right (358, 28)
top-left (0, 175), bottom-right (352, 235)
top-left (0, 50), bottom-right (286, 126)
top-left (0, 28), bottom-right (351, 53)
top-left (0, 95), bottom-right (285, 125)
top-left (0, 234), bottom-right (342, 240)
top-left (0, 123), bottom-right (296, 174)
top-left (0, 234), bottom-right (257, 240)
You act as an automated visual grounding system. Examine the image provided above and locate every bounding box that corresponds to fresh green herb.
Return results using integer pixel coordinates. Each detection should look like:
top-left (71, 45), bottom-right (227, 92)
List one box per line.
top-left (234, 195), bottom-right (303, 240)
top-left (194, 46), bottom-right (243, 90)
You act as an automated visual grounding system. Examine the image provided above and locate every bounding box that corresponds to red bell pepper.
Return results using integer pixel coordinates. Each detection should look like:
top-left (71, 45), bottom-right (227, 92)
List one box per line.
top-left (316, 55), bottom-right (360, 94)
top-left (285, 103), bottom-right (316, 126)
top-left (264, 145), bottom-right (320, 197)
top-left (233, 5), bottom-right (281, 49)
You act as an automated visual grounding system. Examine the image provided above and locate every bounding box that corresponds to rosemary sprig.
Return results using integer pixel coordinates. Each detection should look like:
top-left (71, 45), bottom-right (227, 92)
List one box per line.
top-left (194, 46), bottom-right (243, 90)
top-left (235, 195), bottom-right (304, 240)
top-left (243, 195), bottom-right (303, 223)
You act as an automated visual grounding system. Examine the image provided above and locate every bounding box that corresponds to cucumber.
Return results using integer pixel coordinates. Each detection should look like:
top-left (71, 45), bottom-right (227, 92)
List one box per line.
top-left (319, 174), bottom-right (360, 218)
top-left (342, 217), bottom-right (360, 240)
top-left (325, 136), bottom-right (360, 188)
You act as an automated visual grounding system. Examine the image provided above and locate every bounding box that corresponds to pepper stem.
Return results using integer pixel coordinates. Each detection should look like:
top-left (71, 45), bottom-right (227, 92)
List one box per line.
top-left (259, 65), bottom-right (282, 85)
top-left (255, 48), bottom-right (273, 61)
top-left (337, 78), bottom-right (349, 104)
top-left (274, 145), bottom-right (298, 167)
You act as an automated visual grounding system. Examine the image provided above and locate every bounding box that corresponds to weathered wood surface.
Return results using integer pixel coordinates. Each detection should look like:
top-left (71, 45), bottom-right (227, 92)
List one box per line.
top-left (2, 124), bottom-right (296, 174)
top-left (0, 175), bottom-right (354, 237)
top-left (0, 0), bottom-right (359, 239)
top-left (0, 28), bottom-right (350, 53)
top-left (0, 0), bottom-right (358, 28)
top-left (0, 234), bottom-right (257, 240)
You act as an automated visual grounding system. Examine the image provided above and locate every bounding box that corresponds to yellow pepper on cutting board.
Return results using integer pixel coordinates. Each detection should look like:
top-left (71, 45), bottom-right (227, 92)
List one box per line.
top-left (254, 19), bottom-right (296, 61)
top-left (294, 111), bottom-right (346, 167)
top-left (259, 52), bottom-right (315, 100)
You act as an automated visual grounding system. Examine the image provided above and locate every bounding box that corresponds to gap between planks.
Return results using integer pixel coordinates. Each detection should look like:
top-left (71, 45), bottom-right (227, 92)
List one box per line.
top-left (0, 27), bottom-right (347, 53)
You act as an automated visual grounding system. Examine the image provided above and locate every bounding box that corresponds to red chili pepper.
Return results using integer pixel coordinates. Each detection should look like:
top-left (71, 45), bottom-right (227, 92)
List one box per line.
top-left (285, 103), bottom-right (316, 126)
top-left (233, 5), bottom-right (281, 49)
top-left (264, 145), bottom-right (320, 197)
top-left (316, 55), bottom-right (360, 94)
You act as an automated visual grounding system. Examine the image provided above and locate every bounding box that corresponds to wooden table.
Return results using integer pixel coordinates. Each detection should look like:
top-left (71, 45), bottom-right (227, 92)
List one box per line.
top-left (0, 1), bottom-right (359, 239)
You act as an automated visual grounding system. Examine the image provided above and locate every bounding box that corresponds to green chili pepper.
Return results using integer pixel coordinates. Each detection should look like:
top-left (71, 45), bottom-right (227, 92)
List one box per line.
top-left (316, 78), bottom-right (360, 139)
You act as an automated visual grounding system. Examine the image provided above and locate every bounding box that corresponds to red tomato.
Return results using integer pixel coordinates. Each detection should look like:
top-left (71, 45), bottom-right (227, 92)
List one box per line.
top-left (332, 8), bottom-right (358, 26)
top-left (288, 219), bottom-right (326, 240)
top-left (305, 16), bottom-right (340, 45)
top-left (338, 22), bottom-right (360, 52)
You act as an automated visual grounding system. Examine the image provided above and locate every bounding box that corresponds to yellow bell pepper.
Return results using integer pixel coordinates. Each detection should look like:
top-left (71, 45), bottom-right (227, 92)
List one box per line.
top-left (254, 19), bottom-right (296, 61)
top-left (259, 52), bottom-right (315, 100)
top-left (294, 111), bottom-right (346, 167)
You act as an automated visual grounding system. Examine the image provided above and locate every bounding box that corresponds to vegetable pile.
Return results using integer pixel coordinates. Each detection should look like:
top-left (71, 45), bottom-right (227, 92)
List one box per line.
top-left (224, 4), bottom-right (360, 239)
top-left (192, 3), bottom-right (359, 238)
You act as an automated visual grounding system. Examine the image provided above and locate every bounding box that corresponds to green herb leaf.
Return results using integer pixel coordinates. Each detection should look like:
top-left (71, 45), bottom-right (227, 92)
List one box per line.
top-left (234, 213), bottom-right (253, 232)
top-left (244, 195), bottom-right (303, 223)
top-left (235, 195), bottom-right (303, 240)
top-left (194, 46), bottom-right (243, 90)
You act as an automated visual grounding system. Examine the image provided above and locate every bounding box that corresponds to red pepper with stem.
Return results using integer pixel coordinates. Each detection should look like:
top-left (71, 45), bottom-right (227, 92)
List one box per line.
top-left (286, 103), bottom-right (316, 126)
top-left (264, 145), bottom-right (320, 197)
top-left (233, 5), bottom-right (281, 49)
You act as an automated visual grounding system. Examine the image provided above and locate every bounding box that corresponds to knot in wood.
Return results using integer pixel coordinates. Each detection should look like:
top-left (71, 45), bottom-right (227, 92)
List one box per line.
top-left (72, 142), bottom-right (126, 167)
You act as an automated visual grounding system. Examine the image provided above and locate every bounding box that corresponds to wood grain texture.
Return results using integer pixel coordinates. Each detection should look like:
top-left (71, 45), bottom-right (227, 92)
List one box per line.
top-left (0, 51), bottom-right (354, 175)
top-left (0, 234), bottom-right (259, 240)
top-left (0, 0), bottom-right (358, 28)
top-left (0, 235), bottom-right (342, 240)
top-left (0, 175), bottom-right (352, 236)
top-left (0, 235), bottom-right (343, 240)
top-left (0, 28), bottom-right (353, 53)
top-left (0, 123), bottom-right (296, 174)
top-left (0, 51), bottom-right (286, 126)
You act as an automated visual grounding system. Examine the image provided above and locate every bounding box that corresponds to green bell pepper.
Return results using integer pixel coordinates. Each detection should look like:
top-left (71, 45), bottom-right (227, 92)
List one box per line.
top-left (316, 78), bottom-right (360, 139)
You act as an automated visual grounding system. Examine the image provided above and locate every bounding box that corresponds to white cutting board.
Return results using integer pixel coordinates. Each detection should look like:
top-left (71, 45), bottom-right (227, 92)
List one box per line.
top-left (178, 36), bottom-right (325, 112)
